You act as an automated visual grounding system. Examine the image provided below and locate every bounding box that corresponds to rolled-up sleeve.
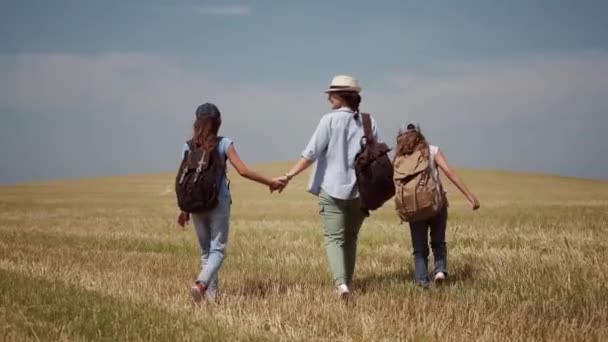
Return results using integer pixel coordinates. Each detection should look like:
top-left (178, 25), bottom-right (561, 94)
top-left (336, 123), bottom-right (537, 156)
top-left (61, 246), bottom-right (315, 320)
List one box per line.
top-left (181, 142), bottom-right (189, 159)
top-left (301, 116), bottom-right (331, 161)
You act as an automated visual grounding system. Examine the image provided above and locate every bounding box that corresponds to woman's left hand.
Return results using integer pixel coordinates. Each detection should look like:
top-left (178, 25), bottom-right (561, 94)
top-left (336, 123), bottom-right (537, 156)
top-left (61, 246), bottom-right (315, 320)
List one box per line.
top-left (177, 211), bottom-right (190, 228)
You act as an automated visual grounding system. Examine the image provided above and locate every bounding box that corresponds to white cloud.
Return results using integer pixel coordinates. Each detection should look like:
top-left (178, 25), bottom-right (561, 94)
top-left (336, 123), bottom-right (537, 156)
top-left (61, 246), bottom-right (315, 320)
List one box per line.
top-left (1, 51), bottom-right (607, 180)
top-left (2, 53), bottom-right (197, 118)
top-left (0, 52), bottom-right (321, 134)
top-left (375, 50), bottom-right (608, 127)
top-left (195, 4), bottom-right (250, 16)
top-left (2, 51), bottom-right (607, 126)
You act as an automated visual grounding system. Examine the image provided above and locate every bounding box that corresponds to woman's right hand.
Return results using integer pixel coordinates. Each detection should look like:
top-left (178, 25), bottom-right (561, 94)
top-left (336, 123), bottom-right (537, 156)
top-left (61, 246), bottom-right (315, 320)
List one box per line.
top-left (468, 195), bottom-right (480, 210)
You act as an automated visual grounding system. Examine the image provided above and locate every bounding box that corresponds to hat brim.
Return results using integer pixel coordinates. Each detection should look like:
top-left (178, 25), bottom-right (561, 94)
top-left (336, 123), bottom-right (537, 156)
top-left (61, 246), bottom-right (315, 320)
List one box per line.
top-left (325, 86), bottom-right (361, 93)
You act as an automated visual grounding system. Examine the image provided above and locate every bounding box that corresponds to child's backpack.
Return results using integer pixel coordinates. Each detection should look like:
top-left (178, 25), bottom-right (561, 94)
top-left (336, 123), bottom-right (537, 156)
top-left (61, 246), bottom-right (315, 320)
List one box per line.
top-left (354, 113), bottom-right (395, 211)
top-left (175, 139), bottom-right (225, 213)
top-left (393, 148), bottom-right (443, 222)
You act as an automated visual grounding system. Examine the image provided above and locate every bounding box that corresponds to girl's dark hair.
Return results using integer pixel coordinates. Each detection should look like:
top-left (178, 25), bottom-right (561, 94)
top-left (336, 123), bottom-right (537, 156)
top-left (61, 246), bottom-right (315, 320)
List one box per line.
top-left (395, 126), bottom-right (429, 159)
top-left (331, 91), bottom-right (362, 113)
top-left (192, 116), bottom-right (221, 152)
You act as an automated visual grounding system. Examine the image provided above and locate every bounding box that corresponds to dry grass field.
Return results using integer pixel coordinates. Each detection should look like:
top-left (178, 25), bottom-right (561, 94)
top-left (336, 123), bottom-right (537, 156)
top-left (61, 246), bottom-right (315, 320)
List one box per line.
top-left (1, 163), bottom-right (607, 341)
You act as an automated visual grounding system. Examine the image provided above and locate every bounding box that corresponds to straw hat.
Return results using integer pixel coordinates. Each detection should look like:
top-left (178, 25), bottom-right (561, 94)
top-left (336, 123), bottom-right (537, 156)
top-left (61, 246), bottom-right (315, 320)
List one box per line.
top-left (325, 75), bottom-right (361, 93)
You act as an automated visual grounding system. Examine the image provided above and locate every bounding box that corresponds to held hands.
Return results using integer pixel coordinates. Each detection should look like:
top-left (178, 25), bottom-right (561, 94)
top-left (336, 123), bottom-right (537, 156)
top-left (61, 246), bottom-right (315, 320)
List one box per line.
top-left (269, 175), bottom-right (290, 193)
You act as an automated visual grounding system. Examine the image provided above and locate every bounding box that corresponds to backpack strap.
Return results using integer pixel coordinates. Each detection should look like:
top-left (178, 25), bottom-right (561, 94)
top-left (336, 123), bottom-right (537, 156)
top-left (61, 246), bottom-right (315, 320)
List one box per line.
top-left (360, 113), bottom-right (375, 147)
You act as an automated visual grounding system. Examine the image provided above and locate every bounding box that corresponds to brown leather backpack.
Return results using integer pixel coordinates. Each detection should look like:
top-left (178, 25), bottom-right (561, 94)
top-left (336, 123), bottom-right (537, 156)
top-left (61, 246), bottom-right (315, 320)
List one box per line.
top-left (354, 113), bottom-right (395, 211)
top-left (175, 139), bottom-right (225, 213)
top-left (393, 148), bottom-right (443, 222)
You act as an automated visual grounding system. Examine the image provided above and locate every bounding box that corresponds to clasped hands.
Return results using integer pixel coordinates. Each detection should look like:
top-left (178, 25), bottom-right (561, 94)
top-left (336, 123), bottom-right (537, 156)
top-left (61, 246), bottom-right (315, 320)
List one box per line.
top-left (269, 175), bottom-right (291, 193)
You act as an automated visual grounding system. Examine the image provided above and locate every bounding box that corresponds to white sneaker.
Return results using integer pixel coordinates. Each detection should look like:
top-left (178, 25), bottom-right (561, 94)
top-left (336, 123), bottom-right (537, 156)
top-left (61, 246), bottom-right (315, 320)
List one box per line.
top-left (336, 284), bottom-right (351, 300)
top-left (434, 272), bottom-right (446, 285)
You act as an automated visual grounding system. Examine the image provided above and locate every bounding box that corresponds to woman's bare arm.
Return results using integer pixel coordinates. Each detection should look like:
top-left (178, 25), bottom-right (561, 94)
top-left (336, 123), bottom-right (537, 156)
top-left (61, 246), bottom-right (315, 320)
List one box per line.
top-left (268, 158), bottom-right (314, 193)
top-left (273, 116), bottom-right (329, 192)
top-left (435, 149), bottom-right (480, 210)
top-left (226, 144), bottom-right (284, 189)
top-left (286, 158), bottom-right (314, 179)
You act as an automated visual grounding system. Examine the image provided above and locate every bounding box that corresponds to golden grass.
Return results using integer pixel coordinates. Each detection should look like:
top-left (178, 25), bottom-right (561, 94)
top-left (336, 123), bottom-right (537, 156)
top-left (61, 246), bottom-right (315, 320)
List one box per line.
top-left (1, 163), bottom-right (607, 341)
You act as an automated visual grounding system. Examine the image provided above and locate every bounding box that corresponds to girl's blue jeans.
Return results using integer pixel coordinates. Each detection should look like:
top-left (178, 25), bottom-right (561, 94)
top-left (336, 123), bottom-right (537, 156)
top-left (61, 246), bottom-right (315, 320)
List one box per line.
top-left (408, 205), bottom-right (448, 285)
top-left (191, 196), bottom-right (231, 299)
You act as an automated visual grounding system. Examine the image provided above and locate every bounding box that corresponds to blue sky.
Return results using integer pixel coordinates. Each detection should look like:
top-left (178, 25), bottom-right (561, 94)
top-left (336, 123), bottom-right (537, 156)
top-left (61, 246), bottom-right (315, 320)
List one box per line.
top-left (1, 0), bottom-right (607, 183)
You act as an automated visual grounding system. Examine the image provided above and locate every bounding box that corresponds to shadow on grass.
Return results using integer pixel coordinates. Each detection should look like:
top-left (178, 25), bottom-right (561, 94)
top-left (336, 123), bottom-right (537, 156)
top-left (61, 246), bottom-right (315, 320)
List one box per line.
top-left (449, 262), bottom-right (477, 285)
top-left (355, 270), bottom-right (410, 294)
top-left (231, 263), bottom-right (478, 298)
top-left (238, 279), bottom-right (292, 298)
top-left (355, 262), bottom-right (477, 293)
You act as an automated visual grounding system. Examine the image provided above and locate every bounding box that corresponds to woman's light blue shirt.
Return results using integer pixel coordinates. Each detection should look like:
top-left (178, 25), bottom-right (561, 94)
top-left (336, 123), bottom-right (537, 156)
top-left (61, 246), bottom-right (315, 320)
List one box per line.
top-left (302, 108), bottom-right (380, 200)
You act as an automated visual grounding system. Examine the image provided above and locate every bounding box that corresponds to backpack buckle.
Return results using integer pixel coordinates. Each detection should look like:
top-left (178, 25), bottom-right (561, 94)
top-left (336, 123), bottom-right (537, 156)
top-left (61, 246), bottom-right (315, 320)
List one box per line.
top-left (178, 168), bottom-right (187, 184)
top-left (192, 151), bottom-right (207, 183)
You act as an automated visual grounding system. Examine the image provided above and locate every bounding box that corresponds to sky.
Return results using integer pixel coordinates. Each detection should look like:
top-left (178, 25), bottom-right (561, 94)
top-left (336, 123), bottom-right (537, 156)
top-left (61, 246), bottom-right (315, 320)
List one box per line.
top-left (1, 0), bottom-right (607, 183)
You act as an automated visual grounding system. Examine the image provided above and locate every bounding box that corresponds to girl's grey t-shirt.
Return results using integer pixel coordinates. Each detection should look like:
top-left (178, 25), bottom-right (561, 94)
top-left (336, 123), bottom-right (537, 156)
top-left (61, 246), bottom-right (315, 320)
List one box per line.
top-left (302, 108), bottom-right (380, 200)
top-left (181, 137), bottom-right (233, 198)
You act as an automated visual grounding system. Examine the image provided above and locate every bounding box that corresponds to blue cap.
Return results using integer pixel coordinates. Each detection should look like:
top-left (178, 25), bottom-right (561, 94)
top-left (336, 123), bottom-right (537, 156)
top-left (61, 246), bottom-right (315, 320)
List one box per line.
top-left (195, 103), bottom-right (221, 119)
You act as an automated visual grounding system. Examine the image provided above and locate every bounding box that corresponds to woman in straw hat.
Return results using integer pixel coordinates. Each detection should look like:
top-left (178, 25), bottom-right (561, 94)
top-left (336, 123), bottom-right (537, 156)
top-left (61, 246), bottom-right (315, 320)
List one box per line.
top-left (276, 75), bottom-right (382, 299)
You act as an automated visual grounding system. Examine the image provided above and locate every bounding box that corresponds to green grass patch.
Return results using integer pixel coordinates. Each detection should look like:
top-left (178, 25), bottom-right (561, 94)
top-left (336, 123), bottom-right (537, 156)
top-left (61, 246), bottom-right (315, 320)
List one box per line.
top-left (0, 269), bottom-right (266, 341)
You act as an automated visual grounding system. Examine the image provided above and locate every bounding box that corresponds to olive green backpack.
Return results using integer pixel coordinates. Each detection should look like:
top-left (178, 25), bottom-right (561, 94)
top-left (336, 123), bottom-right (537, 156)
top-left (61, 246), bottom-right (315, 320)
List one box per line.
top-left (393, 148), bottom-right (443, 222)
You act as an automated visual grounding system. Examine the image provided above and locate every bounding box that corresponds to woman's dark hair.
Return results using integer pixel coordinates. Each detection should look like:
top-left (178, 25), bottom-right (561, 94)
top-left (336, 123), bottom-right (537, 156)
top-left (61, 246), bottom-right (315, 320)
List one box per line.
top-left (331, 91), bottom-right (362, 113)
top-left (395, 125), bottom-right (429, 159)
top-left (192, 116), bottom-right (221, 152)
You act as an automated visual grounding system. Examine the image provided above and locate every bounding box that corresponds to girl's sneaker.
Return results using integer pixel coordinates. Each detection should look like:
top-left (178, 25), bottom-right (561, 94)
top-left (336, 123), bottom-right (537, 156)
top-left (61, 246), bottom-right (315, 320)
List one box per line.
top-left (191, 281), bottom-right (207, 305)
top-left (336, 284), bottom-right (351, 301)
top-left (434, 272), bottom-right (446, 285)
